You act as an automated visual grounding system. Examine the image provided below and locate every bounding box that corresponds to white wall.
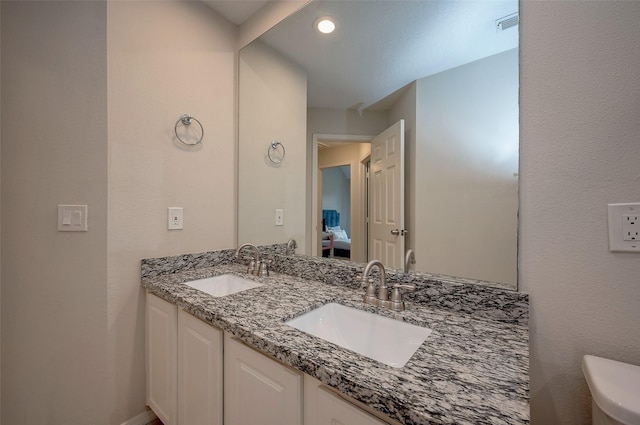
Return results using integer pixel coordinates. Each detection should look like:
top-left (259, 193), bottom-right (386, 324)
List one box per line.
top-left (107, 2), bottom-right (236, 423)
top-left (238, 40), bottom-right (307, 248)
top-left (411, 49), bottom-right (518, 286)
top-left (1, 2), bottom-right (236, 424)
top-left (1, 2), bottom-right (109, 423)
top-left (520, 1), bottom-right (640, 424)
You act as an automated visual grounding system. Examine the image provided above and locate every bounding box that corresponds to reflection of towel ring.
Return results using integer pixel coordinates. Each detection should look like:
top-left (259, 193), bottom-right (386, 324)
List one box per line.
top-left (267, 140), bottom-right (286, 164)
top-left (175, 114), bottom-right (204, 147)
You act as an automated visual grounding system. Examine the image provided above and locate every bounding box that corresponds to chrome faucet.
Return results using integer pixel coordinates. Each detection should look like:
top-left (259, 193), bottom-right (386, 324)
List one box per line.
top-left (362, 259), bottom-right (415, 311)
top-left (404, 249), bottom-right (416, 273)
top-left (285, 238), bottom-right (297, 255)
top-left (235, 243), bottom-right (261, 276)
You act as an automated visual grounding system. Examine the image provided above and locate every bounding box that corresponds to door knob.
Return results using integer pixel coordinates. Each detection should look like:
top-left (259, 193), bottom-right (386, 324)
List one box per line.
top-left (391, 229), bottom-right (400, 236)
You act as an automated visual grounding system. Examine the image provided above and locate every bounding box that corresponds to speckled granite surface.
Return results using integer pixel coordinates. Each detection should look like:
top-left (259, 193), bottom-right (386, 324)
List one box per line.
top-left (142, 247), bottom-right (528, 326)
top-left (142, 250), bottom-right (529, 425)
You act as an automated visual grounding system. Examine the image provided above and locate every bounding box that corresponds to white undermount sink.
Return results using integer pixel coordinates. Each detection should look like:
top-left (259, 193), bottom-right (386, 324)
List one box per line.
top-left (285, 303), bottom-right (432, 368)
top-left (182, 274), bottom-right (264, 297)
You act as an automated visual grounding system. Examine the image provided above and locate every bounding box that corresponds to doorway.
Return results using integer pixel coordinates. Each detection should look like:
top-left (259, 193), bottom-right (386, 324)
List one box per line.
top-left (310, 120), bottom-right (405, 267)
top-left (311, 134), bottom-right (373, 262)
top-left (320, 165), bottom-right (352, 260)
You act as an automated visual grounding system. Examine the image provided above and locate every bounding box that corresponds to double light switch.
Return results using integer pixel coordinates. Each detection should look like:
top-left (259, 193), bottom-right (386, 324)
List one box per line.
top-left (58, 205), bottom-right (88, 232)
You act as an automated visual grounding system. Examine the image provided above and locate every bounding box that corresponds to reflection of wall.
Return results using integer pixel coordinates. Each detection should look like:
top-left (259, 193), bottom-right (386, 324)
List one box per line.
top-left (238, 41), bottom-right (307, 247)
top-left (390, 49), bottom-right (519, 285)
top-left (321, 166), bottom-right (351, 235)
top-left (318, 143), bottom-right (371, 262)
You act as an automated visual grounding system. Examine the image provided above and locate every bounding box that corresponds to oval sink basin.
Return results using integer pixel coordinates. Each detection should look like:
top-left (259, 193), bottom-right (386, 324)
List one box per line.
top-left (286, 303), bottom-right (432, 368)
top-left (183, 274), bottom-right (264, 297)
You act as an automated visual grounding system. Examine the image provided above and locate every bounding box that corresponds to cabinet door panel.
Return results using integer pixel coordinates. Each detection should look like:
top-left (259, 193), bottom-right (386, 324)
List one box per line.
top-left (224, 334), bottom-right (302, 425)
top-left (146, 292), bottom-right (178, 425)
top-left (317, 387), bottom-right (388, 425)
top-left (178, 309), bottom-right (223, 425)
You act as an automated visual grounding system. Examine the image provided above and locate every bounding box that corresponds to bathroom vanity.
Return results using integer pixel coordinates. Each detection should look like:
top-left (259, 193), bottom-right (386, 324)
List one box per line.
top-left (142, 248), bottom-right (529, 425)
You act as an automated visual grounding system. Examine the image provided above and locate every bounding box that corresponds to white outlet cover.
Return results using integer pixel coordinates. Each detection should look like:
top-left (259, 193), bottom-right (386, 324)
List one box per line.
top-left (608, 203), bottom-right (640, 252)
top-left (168, 207), bottom-right (183, 230)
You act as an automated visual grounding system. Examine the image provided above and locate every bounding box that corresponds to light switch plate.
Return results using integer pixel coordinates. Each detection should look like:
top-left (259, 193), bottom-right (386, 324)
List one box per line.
top-left (58, 205), bottom-right (88, 232)
top-left (608, 203), bottom-right (640, 252)
top-left (275, 209), bottom-right (284, 226)
top-left (168, 207), bottom-right (183, 230)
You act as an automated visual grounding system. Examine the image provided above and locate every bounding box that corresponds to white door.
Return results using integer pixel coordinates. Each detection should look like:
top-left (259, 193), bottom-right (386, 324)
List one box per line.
top-left (368, 120), bottom-right (405, 269)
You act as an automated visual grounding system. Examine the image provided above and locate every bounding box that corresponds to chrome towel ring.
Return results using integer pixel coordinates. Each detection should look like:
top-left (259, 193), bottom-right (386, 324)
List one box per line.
top-left (267, 140), bottom-right (286, 164)
top-left (175, 114), bottom-right (204, 147)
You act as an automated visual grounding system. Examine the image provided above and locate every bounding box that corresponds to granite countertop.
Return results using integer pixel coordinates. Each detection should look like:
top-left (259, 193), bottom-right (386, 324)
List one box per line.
top-left (142, 260), bottom-right (529, 425)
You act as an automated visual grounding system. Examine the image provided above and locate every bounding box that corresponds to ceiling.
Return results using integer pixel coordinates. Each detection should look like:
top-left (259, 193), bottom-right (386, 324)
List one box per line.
top-left (202, 0), bottom-right (268, 26)
top-left (207, 0), bottom-right (519, 111)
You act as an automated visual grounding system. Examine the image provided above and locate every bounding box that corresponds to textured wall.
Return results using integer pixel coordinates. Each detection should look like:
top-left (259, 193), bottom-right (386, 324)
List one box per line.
top-left (520, 1), bottom-right (640, 423)
top-left (1, 2), bottom-right (108, 423)
top-left (107, 2), bottom-right (236, 423)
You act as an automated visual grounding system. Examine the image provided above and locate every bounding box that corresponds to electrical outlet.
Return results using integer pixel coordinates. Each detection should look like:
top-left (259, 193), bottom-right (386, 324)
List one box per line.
top-left (608, 203), bottom-right (640, 252)
top-left (275, 209), bottom-right (284, 226)
top-left (623, 214), bottom-right (639, 241)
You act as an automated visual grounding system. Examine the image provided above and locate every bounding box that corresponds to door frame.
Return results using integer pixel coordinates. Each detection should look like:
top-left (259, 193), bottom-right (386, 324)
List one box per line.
top-left (311, 133), bottom-right (374, 260)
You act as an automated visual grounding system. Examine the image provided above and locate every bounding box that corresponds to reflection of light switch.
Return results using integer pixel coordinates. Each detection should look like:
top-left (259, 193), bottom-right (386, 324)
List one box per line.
top-left (58, 205), bottom-right (88, 232)
top-left (275, 209), bottom-right (284, 226)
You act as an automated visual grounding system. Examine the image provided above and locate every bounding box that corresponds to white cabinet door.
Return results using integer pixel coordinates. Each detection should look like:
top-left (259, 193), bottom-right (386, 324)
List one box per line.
top-left (146, 292), bottom-right (178, 425)
top-left (224, 333), bottom-right (303, 425)
top-left (316, 387), bottom-right (389, 425)
top-left (304, 375), bottom-right (392, 425)
top-left (178, 309), bottom-right (223, 425)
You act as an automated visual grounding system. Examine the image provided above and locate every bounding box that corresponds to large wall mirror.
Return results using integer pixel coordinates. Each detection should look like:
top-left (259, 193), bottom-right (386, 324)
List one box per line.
top-left (238, 0), bottom-right (519, 290)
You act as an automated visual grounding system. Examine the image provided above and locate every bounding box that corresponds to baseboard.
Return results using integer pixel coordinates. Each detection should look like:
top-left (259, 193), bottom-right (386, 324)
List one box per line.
top-left (120, 409), bottom-right (158, 425)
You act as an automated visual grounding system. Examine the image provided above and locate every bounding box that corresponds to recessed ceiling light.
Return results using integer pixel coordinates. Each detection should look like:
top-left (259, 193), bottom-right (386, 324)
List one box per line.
top-left (314, 16), bottom-right (337, 34)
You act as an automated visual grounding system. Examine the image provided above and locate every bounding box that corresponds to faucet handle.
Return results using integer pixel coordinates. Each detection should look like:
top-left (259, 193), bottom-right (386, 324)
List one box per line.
top-left (389, 284), bottom-right (415, 311)
top-left (258, 259), bottom-right (271, 277)
top-left (363, 278), bottom-right (378, 306)
top-left (392, 284), bottom-right (416, 292)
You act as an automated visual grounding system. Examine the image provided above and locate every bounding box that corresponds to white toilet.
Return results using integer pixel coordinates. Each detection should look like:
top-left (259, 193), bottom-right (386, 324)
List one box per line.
top-left (582, 355), bottom-right (640, 425)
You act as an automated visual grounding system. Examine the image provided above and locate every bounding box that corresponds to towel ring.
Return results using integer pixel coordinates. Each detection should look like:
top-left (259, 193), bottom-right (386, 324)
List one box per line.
top-left (175, 114), bottom-right (204, 147)
top-left (267, 140), bottom-right (286, 164)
